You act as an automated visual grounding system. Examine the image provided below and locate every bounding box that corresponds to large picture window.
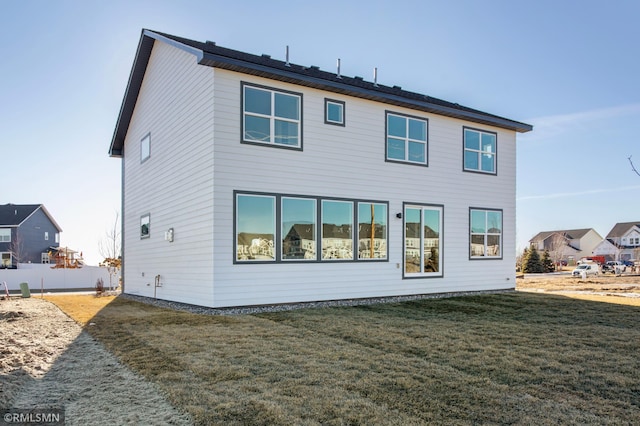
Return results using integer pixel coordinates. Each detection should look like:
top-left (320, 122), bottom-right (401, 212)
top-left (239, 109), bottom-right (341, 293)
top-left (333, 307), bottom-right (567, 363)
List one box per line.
top-left (282, 197), bottom-right (316, 260)
top-left (470, 208), bottom-right (502, 258)
top-left (463, 128), bottom-right (496, 174)
top-left (357, 203), bottom-right (387, 260)
top-left (235, 191), bottom-right (387, 263)
top-left (386, 112), bottom-right (428, 165)
top-left (242, 83), bottom-right (302, 149)
top-left (236, 194), bottom-right (276, 262)
top-left (404, 204), bottom-right (443, 277)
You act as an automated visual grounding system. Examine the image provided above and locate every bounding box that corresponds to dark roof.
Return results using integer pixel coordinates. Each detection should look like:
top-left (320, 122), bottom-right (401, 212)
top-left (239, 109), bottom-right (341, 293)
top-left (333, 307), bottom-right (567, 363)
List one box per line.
top-left (606, 222), bottom-right (640, 238)
top-left (0, 204), bottom-right (62, 231)
top-left (529, 228), bottom-right (597, 243)
top-left (109, 29), bottom-right (533, 157)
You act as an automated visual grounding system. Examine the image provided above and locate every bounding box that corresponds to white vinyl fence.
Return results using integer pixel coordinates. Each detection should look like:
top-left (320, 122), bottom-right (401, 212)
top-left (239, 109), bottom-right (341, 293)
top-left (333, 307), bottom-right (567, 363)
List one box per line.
top-left (0, 263), bottom-right (116, 292)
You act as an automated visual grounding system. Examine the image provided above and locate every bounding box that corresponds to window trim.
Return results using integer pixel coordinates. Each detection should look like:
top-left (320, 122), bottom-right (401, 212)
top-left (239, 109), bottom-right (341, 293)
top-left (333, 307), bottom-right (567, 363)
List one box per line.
top-left (140, 213), bottom-right (150, 239)
top-left (241, 82), bottom-right (303, 151)
top-left (233, 190), bottom-right (389, 264)
top-left (1, 252), bottom-right (12, 268)
top-left (0, 228), bottom-right (11, 243)
top-left (324, 98), bottom-right (345, 126)
top-left (402, 203), bottom-right (444, 279)
top-left (140, 133), bottom-right (151, 163)
top-left (385, 111), bottom-right (429, 167)
top-left (469, 207), bottom-right (503, 260)
top-left (462, 127), bottom-right (497, 175)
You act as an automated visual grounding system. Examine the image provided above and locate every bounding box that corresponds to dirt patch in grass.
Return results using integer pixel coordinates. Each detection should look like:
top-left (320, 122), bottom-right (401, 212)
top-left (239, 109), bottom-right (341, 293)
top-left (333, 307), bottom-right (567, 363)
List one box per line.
top-left (1, 297), bottom-right (190, 424)
top-left (82, 293), bottom-right (640, 425)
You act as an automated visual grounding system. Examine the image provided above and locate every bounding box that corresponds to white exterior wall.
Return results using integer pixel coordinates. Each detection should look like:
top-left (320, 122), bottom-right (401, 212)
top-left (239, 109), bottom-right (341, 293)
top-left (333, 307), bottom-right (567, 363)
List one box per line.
top-left (120, 40), bottom-right (519, 308)
top-left (211, 69), bottom-right (517, 307)
top-left (121, 41), bottom-right (215, 306)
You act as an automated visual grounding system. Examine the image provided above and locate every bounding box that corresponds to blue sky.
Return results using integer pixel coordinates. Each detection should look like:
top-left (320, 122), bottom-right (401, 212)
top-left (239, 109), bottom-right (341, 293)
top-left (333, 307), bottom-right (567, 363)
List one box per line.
top-left (2, 0), bottom-right (639, 264)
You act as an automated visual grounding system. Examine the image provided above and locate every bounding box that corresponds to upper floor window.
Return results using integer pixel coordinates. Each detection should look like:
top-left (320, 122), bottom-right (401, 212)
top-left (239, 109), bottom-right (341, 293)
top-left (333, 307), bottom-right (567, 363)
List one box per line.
top-left (464, 128), bottom-right (496, 174)
top-left (470, 208), bottom-right (502, 259)
top-left (242, 83), bottom-right (302, 149)
top-left (386, 112), bottom-right (428, 165)
top-left (44, 232), bottom-right (49, 241)
top-left (325, 99), bottom-right (345, 126)
top-left (0, 228), bottom-right (10, 243)
top-left (140, 133), bottom-right (151, 163)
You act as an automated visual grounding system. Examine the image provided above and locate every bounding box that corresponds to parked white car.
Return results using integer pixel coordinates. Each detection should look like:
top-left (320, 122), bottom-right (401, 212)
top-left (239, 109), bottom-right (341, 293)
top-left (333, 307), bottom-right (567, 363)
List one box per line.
top-left (572, 264), bottom-right (599, 276)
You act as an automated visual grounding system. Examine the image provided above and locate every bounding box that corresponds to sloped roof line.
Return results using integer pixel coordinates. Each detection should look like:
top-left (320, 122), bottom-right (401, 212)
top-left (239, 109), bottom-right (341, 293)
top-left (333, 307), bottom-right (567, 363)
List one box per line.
top-left (0, 204), bottom-right (62, 232)
top-left (109, 29), bottom-right (532, 157)
top-left (529, 228), bottom-right (597, 242)
top-left (605, 222), bottom-right (640, 239)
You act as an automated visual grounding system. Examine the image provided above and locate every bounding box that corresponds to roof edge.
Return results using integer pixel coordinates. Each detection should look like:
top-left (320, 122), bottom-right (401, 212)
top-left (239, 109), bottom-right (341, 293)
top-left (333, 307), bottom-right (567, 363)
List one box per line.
top-left (199, 53), bottom-right (533, 133)
top-left (108, 30), bottom-right (205, 157)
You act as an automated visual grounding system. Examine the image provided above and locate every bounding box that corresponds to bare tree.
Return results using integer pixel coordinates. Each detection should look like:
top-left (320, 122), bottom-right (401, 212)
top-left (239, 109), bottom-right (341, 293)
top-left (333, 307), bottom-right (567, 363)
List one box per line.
top-left (9, 232), bottom-right (26, 267)
top-left (546, 232), bottom-right (568, 269)
top-left (629, 156), bottom-right (640, 177)
top-left (99, 212), bottom-right (121, 290)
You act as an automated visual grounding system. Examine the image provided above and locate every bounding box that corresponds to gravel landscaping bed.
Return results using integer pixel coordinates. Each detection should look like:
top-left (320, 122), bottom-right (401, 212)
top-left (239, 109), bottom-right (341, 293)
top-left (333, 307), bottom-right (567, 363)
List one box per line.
top-left (121, 288), bottom-right (514, 315)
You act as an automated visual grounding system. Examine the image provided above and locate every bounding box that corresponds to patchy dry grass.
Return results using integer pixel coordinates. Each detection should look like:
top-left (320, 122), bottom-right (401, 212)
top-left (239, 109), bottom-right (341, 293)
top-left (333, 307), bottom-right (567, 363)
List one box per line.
top-left (55, 293), bottom-right (640, 425)
top-left (517, 273), bottom-right (640, 306)
top-left (44, 294), bottom-right (117, 325)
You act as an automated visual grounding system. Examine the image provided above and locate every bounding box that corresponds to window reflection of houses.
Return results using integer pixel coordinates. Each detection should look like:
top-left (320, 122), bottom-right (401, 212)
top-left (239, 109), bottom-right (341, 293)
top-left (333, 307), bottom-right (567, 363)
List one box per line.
top-left (470, 227), bottom-right (501, 257)
top-left (282, 224), bottom-right (316, 260)
top-left (237, 233), bottom-right (275, 260)
top-left (322, 224), bottom-right (353, 259)
top-left (357, 223), bottom-right (387, 259)
top-left (405, 223), bottom-right (440, 273)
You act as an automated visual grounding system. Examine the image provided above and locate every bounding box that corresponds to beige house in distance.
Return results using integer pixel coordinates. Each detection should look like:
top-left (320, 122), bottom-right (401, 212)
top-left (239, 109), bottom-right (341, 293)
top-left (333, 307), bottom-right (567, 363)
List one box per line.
top-left (528, 228), bottom-right (602, 264)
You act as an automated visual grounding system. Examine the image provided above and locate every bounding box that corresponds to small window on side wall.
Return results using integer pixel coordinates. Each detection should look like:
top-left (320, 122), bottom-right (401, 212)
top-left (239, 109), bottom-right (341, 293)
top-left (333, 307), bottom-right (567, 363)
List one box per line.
top-left (325, 99), bottom-right (345, 126)
top-left (140, 133), bottom-right (151, 163)
top-left (140, 214), bottom-right (150, 239)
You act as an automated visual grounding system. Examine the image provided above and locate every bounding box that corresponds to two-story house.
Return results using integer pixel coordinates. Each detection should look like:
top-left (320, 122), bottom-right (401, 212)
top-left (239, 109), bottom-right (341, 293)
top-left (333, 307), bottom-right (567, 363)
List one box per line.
top-left (0, 204), bottom-right (62, 268)
top-left (109, 29), bottom-right (532, 308)
top-left (593, 221), bottom-right (640, 261)
top-left (528, 228), bottom-right (603, 264)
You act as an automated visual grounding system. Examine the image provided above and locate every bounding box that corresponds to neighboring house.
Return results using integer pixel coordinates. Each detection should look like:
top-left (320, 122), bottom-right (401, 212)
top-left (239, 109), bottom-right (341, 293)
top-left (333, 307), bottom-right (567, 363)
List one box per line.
top-left (108, 29), bottom-right (532, 308)
top-left (528, 228), bottom-right (603, 263)
top-left (593, 222), bottom-right (640, 261)
top-left (0, 204), bottom-right (62, 268)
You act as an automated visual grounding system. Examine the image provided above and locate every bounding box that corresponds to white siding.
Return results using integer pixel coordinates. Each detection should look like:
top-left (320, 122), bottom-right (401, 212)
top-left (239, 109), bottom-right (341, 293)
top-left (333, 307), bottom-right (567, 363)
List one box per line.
top-left (211, 69), bottom-right (517, 307)
top-left (120, 39), bottom-right (520, 308)
top-left (122, 41), bottom-right (215, 306)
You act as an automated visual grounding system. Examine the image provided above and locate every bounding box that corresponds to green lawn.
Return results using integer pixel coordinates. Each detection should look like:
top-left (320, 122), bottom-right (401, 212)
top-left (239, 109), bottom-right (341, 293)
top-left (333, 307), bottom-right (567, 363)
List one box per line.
top-left (83, 293), bottom-right (640, 425)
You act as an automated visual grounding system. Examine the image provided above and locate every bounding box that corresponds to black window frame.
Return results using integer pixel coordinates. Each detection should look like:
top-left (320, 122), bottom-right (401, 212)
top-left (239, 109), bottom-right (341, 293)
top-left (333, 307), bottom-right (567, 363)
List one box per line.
top-left (385, 110), bottom-right (429, 167)
top-left (462, 127), bottom-right (498, 175)
top-left (233, 190), bottom-right (389, 264)
top-left (324, 98), bottom-right (345, 126)
top-left (241, 82), bottom-right (303, 151)
top-left (469, 207), bottom-right (503, 260)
